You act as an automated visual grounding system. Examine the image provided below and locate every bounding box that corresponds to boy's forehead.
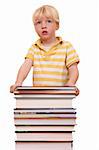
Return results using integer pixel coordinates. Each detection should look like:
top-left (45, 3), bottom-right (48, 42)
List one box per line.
top-left (34, 15), bottom-right (53, 21)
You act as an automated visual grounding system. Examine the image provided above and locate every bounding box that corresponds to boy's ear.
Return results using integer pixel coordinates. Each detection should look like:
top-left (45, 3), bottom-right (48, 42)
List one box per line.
top-left (56, 22), bottom-right (59, 30)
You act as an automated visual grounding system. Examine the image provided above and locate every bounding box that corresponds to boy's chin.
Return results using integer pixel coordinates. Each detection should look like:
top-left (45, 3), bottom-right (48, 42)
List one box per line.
top-left (40, 36), bottom-right (50, 41)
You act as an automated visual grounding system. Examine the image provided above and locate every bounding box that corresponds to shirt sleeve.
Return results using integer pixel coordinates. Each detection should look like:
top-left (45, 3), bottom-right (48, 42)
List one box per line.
top-left (66, 42), bottom-right (80, 68)
top-left (25, 45), bottom-right (34, 62)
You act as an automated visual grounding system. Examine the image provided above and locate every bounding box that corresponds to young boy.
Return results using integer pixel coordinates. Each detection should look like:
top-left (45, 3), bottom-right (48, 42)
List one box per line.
top-left (10, 5), bottom-right (79, 93)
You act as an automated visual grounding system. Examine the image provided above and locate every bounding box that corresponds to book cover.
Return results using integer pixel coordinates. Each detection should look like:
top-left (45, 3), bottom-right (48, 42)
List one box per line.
top-left (15, 99), bottom-right (73, 108)
top-left (15, 131), bottom-right (73, 142)
top-left (15, 125), bottom-right (75, 132)
top-left (16, 141), bottom-right (72, 150)
top-left (14, 117), bottom-right (76, 125)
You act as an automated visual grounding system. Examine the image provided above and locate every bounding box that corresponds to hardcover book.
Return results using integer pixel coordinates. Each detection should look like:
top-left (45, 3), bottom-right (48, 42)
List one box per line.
top-left (16, 131), bottom-right (73, 142)
top-left (14, 117), bottom-right (76, 125)
top-left (15, 125), bottom-right (75, 132)
top-left (16, 141), bottom-right (72, 150)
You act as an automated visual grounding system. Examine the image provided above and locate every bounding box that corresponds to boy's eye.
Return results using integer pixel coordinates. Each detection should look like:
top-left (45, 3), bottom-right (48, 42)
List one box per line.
top-left (37, 21), bottom-right (41, 24)
top-left (35, 20), bottom-right (41, 25)
top-left (47, 19), bottom-right (52, 23)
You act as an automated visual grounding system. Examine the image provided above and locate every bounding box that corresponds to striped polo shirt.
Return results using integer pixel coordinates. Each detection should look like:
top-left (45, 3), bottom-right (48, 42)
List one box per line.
top-left (25, 37), bottom-right (79, 86)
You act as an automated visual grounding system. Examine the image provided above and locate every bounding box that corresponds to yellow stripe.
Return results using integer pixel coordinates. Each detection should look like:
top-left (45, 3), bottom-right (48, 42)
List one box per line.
top-left (51, 42), bottom-right (72, 50)
top-left (67, 55), bottom-right (79, 63)
top-left (34, 70), bottom-right (68, 76)
top-left (34, 51), bottom-right (66, 55)
top-left (67, 58), bottom-right (79, 68)
top-left (25, 54), bottom-right (34, 61)
top-left (67, 49), bottom-right (76, 56)
top-left (34, 64), bottom-right (65, 69)
top-left (34, 77), bottom-right (66, 82)
top-left (65, 43), bottom-right (73, 49)
top-left (34, 57), bottom-right (65, 62)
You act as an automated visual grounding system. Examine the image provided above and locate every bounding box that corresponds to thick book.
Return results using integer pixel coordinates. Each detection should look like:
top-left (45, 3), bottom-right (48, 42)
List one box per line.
top-left (14, 113), bottom-right (76, 119)
top-left (14, 86), bottom-right (79, 96)
top-left (14, 117), bottom-right (76, 125)
top-left (15, 125), bottom-right (75, 132)
top-left (14, 108), bottom-right (76, 114)
top-left (15, 99), bottom-right (73, 108)
top-left (15, 86), bottom-right (76, 90)
top-left (15, 131), bottom-right (73, 142)
top-left (16, 141), bottom-right (72, 150)
top-left (14, 94), bottom-right (76, 99)
top-left (14, 87), bottom-right (78, 108)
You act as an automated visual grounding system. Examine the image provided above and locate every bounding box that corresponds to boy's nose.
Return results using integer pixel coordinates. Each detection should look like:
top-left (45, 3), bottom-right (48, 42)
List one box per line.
top-left (41, 21), bottom-right (47, 29)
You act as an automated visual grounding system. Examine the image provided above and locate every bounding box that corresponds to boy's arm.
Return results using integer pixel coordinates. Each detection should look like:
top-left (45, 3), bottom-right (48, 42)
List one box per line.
top-left (10, 59), bottom-right (33, 93)
top-left (65, 63), bottom-right (79, 86)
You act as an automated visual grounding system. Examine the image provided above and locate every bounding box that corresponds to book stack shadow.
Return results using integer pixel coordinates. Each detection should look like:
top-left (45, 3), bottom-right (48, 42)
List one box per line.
top-left (14, 86), bottom-right (79, 150)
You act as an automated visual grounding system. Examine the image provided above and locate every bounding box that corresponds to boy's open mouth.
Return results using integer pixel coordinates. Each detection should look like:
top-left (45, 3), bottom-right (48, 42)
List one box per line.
top-left (42, 30), bottom-right (48, 35)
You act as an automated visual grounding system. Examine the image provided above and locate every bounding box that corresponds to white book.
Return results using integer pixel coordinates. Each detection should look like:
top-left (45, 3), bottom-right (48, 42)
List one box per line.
top-left (14, 118), bottom-right (76, 125)
top-left (16, 141), bottom-right (72, 150)
top-left (15, 94), bottom-right (76, 99)
top-left (16, 132), bottom-right (72, 141)
top-left (14, 108), bottom-right (76, 114)
top-left (14, 113), bottom-right (76, 119)
top-left (15, 86), bottom-right (76, 90)
top-left (15, 125), bottom-right (75, 132)
top-left (15, 98), bottom-right (73, 108)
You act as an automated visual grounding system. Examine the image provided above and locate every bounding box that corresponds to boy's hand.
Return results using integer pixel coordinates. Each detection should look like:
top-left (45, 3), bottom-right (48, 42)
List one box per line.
top-left (65, 82), bottom-right (79, 95)
top-left (65, 82), bottom-right (75, 87)
top-left (10, 84), bottom-right (21, 93)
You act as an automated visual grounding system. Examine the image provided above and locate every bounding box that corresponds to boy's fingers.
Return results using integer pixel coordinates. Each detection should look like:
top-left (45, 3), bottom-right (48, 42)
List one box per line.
top-left (10, 85), bottom-right (16, 93)
top-left (10, 85), bottom-right (14, 93)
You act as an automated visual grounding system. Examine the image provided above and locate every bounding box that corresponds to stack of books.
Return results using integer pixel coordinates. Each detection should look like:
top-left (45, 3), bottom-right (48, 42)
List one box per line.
top-left (14, 86), bottom-right (79, 150)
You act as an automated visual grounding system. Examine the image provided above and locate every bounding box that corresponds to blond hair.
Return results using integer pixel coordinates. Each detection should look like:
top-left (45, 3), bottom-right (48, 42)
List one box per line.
top-left (33, 5), bottom-right (59, 25)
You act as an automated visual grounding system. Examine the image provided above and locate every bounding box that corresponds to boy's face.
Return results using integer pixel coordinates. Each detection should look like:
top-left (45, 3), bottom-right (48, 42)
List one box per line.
top-left (34, 16), bottom-right (58, 42)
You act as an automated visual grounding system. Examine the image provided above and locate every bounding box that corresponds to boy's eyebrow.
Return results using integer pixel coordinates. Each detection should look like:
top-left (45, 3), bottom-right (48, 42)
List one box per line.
top-left (35, 16), bottom-right (54, 20)
top-left (34, 19), bottom-right (41, 23)
top-left (34, 18), bottom-right (54, 23)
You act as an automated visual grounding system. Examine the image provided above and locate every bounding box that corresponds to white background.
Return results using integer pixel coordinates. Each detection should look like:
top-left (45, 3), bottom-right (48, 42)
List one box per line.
top-left (0, 0), bottom-right (99, 150)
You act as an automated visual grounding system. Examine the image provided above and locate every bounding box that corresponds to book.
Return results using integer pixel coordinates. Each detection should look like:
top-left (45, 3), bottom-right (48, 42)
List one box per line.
top-left (15, 131), bottom-right (73, 142)
top-left (14, 117), bottom-right (76, 125)
top-left (14, 87), bottom-right (77, 109)
top-left (14, 94), bottom-right (76, 99)
top-left (14, 108), bottom-right (76, 114)
top-left (14, 113), bottom-right (76, 119)
top-left (15, 125), bottom-right (75, 132)
top-left (15, 86), bottom-right (76, 90)
top-left (14, 86), bottom-right (79, 96)
top-left (15, 99), bottom-right (73, 108)
top-left (16, 141), bottom-right (72, 150)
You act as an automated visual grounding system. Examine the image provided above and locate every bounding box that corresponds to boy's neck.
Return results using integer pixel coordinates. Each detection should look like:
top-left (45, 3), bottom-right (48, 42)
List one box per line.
top-left (41, 37), bottom-right (57, 46)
